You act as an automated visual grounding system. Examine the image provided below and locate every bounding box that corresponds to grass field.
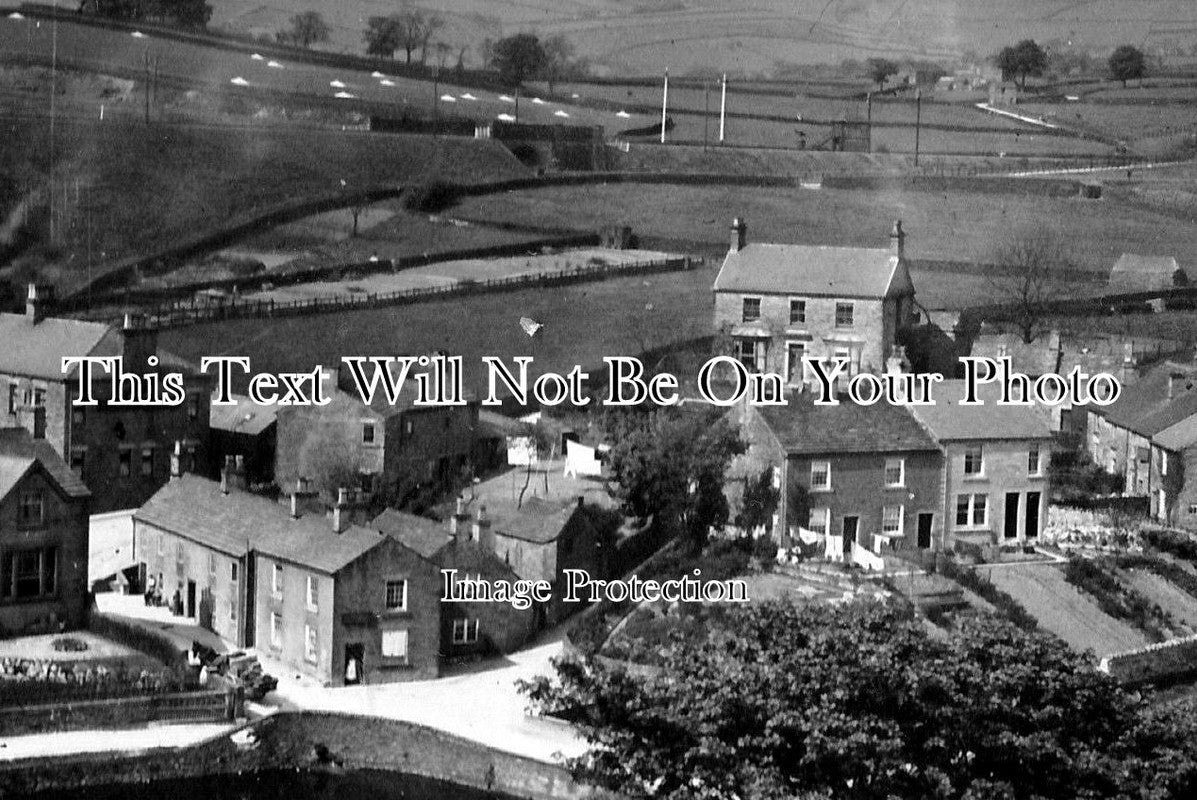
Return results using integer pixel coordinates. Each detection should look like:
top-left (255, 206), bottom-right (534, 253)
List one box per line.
top-left (160, 265), bottom-right (718, 396)
top-left (986, 563), bottom-right (1147, 658)
top-left (207, 0), bottom-right (1196, 76)
top-left (447, 181), bottom-right (1197, 278)
top-left (0, 116), bottom-right (529, 290)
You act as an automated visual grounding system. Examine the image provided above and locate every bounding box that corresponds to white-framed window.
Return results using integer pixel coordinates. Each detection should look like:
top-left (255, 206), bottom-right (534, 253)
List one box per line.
top-left (882, 505), bottom-right (904, 535)
top-left (452, 618), bottom-right (480, 644)
top-left (955, 493), bottom-right (988, 528)
top-left (118, 447), bottom-right (133, 477)
top-left (362, 421), bottom-right (375, 444)
top-left (808, 507), bottom-right (830, 536)
top-left (385, 579), bottom-right (407, 611)
top-left (7, 383), bottom-right (17, 415)
top-left (382, 629), bottom-right (409, 661)
top-left (304, 624), bottom-right (318, 664)
top-left (1028, 445), bottom-right (1042, 476)
top-left (884, 458), bottom-right (905, 487)
top-left (732, 338), bottom-right (766, 372)
top-left (1162, 450), bottom-right (1169, 477)
top-left (741, 296), bottom-right (761, 323)
top-left (964, 445), bottom-right (984, 476)
top-left (272, 563), bottom-right (283, 597)
top-left (270, 612), bottom-right (283, 648)
top-left (306, 575), bottom-right (319, 612)
top-left (789, 299), bottom-right (806, 324)
top-left (834, 302), bottom-right (854, 328)
top-left (140, 446), bottom-right (154, 477)
top-left (810, 461), bottom-right (831, 491)
top-left (1189, 504), bottom-right (1197, 515)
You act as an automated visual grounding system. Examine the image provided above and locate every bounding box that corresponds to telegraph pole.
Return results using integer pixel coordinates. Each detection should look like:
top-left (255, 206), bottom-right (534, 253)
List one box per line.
top-left (718, 73), bottom-right (727, 143)
top-left (660, 68), bottom-right (669, 144)
top-left (914, 89), bottom-right (922, 166)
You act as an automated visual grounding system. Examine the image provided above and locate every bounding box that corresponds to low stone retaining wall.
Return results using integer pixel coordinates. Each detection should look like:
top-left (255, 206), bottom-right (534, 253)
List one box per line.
top-left (1098, 635), bottom-right (1197, 685)
top-left (0, 711), bottom-right (606, 799)
top-left (0, 688), bottom-right (236, 736)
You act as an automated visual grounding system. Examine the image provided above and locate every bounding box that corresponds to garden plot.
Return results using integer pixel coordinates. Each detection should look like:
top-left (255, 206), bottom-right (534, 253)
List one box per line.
top-left (986, 563), bottom-right (1147, 657)
top-left (242, 248), bottom-right (679, 303)
top-left (1119, 567), bottom-right (1197, 631)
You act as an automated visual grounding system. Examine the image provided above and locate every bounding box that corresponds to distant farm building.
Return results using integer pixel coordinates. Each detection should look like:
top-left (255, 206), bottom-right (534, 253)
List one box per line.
top-left (1109, 254), bottom-right (1187, 294)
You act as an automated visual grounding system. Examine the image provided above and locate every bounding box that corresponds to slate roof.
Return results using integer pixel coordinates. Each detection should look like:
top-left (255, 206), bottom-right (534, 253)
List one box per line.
top-left (372, 508), bottom-right (452, 560)
top-left (908, 381), bottom-right (1053, 442)
top-left (713, 244), bottom-right (908, 298)
top-left (0, 314), bottom-right (118, 379)
top-left (135, 474), bottom-right (386, 572)
top-left (0, 428), bottom-right (91, 502)
top-left (756, 395), bottom-right (939, 455)
top-left (1091, 362), bottom-right (1197, 439)
top-left (209, 394), bottom-right (278, 436)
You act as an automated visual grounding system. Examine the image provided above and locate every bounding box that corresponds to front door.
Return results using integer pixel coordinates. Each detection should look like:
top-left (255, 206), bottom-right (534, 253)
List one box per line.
top-left (186, 580), bottom-right (197, 618)
top-left (344, 643), bottom-right (364, 686)
top-left (1025, 492), bottom-right (1041, 539)
top-left (917, 513), bottom-right (934, 549)
top-left (1004, 493), bottom-right (1020, 539)
top-left (841, 516), bottom-right (859, 550)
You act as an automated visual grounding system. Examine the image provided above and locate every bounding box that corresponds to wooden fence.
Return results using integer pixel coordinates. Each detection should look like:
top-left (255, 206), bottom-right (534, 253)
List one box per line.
top-left (86, 256), bottom-right (693, 330)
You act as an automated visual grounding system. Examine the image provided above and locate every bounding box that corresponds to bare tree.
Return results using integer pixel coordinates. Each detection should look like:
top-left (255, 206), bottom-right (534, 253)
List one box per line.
top-left (985, 225), bottom-right (1073, 344)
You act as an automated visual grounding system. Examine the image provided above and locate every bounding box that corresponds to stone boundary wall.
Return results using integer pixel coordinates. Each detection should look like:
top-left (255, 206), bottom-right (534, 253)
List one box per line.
top-left (0, 711), bottom-right (611, 799)
top-left (1098, 634), bottom-right (1197, 684)
top-left (0, 688), bottom-right (233, 736)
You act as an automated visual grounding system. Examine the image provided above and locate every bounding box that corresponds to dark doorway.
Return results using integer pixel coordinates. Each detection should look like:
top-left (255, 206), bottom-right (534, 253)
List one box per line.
top-left (1004, 493), bottom-right (1020, 539)
top-left (344, 643), bottom-right (365, 686)
top-left (917, 513), bottom-right (934, 549)
top-left (1025, 492), bottom-right (1041, 538)
top-left (186, 580), bottom-right (197, 618)
top-left (841, 516), bottom-right (859, 550)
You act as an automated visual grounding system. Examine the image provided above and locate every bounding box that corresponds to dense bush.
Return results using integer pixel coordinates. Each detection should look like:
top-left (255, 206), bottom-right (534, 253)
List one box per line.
top-left (401, 180), bottom-right (460, 213)
top-left (938, 556), bottom-right (1039, 631)
top-left (1145, 528), bottom-right (1197, 562)
top-left (1064, 556), bottom-right (1177, 642)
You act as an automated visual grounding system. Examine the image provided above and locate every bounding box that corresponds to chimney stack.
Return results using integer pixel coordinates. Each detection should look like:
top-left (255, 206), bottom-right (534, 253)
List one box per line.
top-left (890, 220), bottom-right (905, 261)
top-left (25, 283), bottom-right (53, 324)
top-left (1169, 372), bottom-right (1186, 400)
top-left (730, 217), bottom-right (747, 253)
top-left (332, 487), bottom-right (349, 534)
top-left (290, 493), bottom-right (300, 519)
top-left (472, 505), bottom-right (492, 550)
top-left (449, 497), bottom-right (469, 537)
top-left (170, 441), bottom-right (183, 480)
top-left (121, 313), bottom-right (159, 375)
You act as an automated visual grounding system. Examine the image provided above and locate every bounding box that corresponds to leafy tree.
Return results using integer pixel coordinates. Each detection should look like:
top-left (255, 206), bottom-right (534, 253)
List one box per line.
top-left (418, 11), bottom-right (445, 65)
top-left (994, 39), bottom-right (1047, 89)
top-left (522, 599), bottom-right (1197, 800)
top-left (603, 407), bottom-right (744, 550)
top-left (363, 15), bottom-right (404, 59)
top-left (733, 467), bottom-right (778, 534)
top-left (983, 224), bottom-right (1072, 344)
top-left (866, 57), bottom-right (899, 88)
top-left (490, 33), bottom-right (547, 87)
top-left (540, 34), bottom-right (576, 93)
top-left (1109, 44), bottom-right (1147, 87)
top-left (277, 11), bottom-right (330, 48)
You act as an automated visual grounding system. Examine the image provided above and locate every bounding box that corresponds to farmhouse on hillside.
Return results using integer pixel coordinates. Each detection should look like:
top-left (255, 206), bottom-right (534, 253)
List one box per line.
top-left (712, 218), bottom-right (916, 385)
top-left (1108, 253), bottom-right (1187, 294)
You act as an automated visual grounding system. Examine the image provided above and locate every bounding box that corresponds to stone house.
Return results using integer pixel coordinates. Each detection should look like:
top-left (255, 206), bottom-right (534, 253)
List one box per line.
top-left (134, 468), bottom-right (443, 685)
top-left (0, 287), bottom-right (210, 513)
top-left (374, 505), bottom-right (540, 657)
top-left (274, 364), bottom-right (478, 507)
top-left (0, 427), bottom-right (91, 635)
top-left (209, 393), bottom-right (277, 487)
top-left (1109, 254), bottom-right (1187, 294)
top-left (910, 381), bottom-right (1053, 552)
top-left (712, 218), bottom-right (916, 385)
top-left (730, 397), bottom-right (944, 560)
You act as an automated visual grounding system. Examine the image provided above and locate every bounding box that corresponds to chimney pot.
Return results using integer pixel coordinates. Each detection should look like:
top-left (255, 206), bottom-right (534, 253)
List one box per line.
top-left (890, 219), bottom-right (906, 261)
top-left (25, 283), bottom-right (53, 324)
top-left (729, 217), bottom-right (747, 253)
top-left (332, 504), bottom-right (344, 534)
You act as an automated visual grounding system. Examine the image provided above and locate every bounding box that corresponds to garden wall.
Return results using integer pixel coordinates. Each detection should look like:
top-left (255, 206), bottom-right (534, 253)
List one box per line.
top-left (1099, 635), bottom-right (1197, 684)
top-left (0, 688), bottom-right (235, 736)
